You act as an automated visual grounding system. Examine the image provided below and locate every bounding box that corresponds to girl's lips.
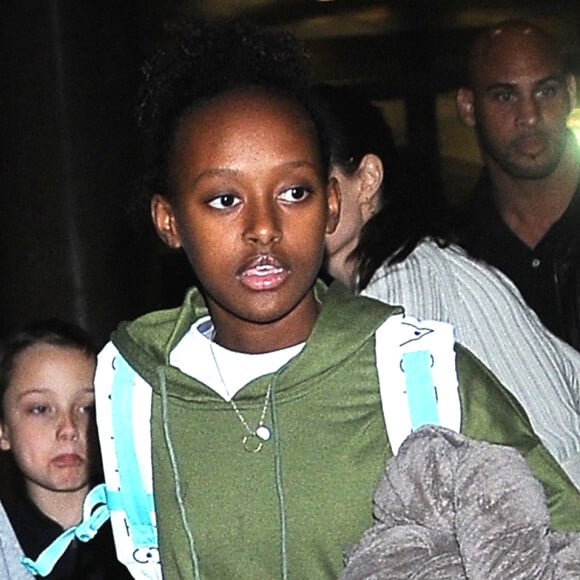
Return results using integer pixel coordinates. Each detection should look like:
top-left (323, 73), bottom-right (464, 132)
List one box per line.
top-left (238, 255), bottom-right (289, 291)
top-left (52, 454), bottom-right (83, 468)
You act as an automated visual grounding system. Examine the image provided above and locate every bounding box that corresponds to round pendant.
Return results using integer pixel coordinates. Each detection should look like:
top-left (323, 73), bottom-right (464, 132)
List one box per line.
top-left (256, 425), bottom-right (271, 441)
top-left (243, 434), bottom-right (263, 453)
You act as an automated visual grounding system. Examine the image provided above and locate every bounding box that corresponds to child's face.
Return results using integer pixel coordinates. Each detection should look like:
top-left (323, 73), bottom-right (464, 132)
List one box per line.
top-left (153, 88), bottom-right (340, 350)
top-left (0, 344), bottom-right (96, 503)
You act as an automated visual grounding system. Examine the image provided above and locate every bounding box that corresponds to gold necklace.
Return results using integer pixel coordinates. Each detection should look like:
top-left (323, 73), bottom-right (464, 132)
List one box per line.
top-left (209, 339), bottom-right (272, 453)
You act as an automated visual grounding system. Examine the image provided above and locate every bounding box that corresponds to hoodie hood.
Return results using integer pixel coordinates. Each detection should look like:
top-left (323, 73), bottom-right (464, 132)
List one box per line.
top-left (111, 281), bottom-right (403, 399)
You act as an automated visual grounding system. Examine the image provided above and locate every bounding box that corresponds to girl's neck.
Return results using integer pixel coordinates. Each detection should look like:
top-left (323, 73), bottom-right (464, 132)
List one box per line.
top-left (210, 291), bottom-right (322, 354)
top-left (27, 484), bottom-right (89, 529)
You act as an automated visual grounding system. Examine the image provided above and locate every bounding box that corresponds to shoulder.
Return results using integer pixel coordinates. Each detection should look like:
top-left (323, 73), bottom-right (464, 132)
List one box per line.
top-left (321, 281), bottom-right (403, 328)
top-left (396, 239), bottom-right (530, 305)
top-left (368, 239), bottom-right (457, 285)
top-left (111, 286), bottom-right (207, 367)
top-left (362, 240), bottom-right (457, 314)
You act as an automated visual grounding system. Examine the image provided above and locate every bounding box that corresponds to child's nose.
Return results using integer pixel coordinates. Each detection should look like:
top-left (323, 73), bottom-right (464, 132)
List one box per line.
top-left (56, 411), bottom-right (80, 441)
top-left (243, 202), bottom-right (282, 245)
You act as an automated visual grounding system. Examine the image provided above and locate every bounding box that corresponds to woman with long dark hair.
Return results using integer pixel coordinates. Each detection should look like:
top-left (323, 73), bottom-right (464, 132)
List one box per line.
top-left (319, 84), bottom-right (580, 488)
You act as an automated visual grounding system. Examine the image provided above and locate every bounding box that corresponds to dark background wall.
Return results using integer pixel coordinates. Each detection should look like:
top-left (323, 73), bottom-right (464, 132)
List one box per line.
top-left (0, 1), bottom-right (162, 347)
top-left (1, 0), bottom-right (579, 347)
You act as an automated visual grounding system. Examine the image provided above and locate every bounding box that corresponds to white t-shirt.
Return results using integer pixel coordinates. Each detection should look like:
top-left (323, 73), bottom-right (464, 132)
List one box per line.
top-left (170, 316), bottom-right (304, 400)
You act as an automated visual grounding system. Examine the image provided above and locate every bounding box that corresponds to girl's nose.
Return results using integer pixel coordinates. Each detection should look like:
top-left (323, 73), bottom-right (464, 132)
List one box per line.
top-left (243, 200), bottom-right (282, 246)
top-left (56, 411), bottom-right (80, 441)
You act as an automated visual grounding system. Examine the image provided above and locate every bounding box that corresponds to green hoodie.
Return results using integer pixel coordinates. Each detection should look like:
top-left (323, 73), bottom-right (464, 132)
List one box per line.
top-left (110, 282), bottom-right (580, 579)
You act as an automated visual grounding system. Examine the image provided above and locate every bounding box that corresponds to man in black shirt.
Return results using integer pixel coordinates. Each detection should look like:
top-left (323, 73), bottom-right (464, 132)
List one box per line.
top-left (454, 19), bottom-right (580, 350)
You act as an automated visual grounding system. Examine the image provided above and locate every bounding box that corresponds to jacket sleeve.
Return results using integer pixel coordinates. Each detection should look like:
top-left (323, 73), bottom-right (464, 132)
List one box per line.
top-left (454, 343), bottom-right (580, 532)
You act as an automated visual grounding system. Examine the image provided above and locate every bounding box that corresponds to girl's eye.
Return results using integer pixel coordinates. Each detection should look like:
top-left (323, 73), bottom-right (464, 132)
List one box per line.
top-left (29, 405), bottom-right (50, 415)
top-left (80, 404), bottom-right (95, 415)
top-left (208, 194), bottom-right (240, 210)
top-left (279, 186), bottom-right (311, 203)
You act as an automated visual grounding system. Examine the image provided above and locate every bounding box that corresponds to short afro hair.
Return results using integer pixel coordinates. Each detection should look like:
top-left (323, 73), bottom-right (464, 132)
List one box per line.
top-left (136, 18), bottom-right (325, 202)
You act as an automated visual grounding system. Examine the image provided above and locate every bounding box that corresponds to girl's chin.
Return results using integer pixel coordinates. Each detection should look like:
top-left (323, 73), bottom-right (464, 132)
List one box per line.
top-left (48, 474), bottom-right (91, 493)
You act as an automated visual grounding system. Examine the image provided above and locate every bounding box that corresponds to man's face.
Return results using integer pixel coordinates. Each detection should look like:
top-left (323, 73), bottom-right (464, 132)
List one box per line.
top-left (458, 29), bottom-right (575, 180)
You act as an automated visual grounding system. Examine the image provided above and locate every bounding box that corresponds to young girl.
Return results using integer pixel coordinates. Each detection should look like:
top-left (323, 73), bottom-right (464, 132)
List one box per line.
top-left (318, 84), bottom-right (580, 489)
top-left (0, 319), bottom-right (131, 579)
top-left (94, 19), bottom-right (580, 580)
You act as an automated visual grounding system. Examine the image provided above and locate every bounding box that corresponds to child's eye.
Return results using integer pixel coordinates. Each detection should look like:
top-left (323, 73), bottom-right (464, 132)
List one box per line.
top-left (79, 403), bottom-right (95, 415)
top-left (279, 186), bottom-right (311, 203)
top-left (208, 193), bottom-right (240, 209)
top-left (29, 404), bottom-right (50, 415)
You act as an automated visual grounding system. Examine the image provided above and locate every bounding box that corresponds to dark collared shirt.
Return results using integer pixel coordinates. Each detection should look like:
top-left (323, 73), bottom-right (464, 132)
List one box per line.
top-left (5, 494), bottom-right (132, 580)
top-left (456, 170), bottom-right (580, 347)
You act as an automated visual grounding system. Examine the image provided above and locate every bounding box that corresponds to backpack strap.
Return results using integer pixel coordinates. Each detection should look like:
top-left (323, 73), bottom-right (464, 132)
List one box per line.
top-left (375, 313), bottom-right (461, 454)
top-left (95, 343), bottom-right (161, 580)
top-left (92, 315), bottom-right (460, 579)
top-left (20, 484), bottom-right (110, 577)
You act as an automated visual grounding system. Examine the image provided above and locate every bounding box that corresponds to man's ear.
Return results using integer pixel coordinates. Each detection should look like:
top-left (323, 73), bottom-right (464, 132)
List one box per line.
top-left (0, 423), bottom-right (12, 451)
top-left (357, 154), bottom-right (383, 221)
top-left (151, 194), bottom-right (182, 249)
top-left (566, 74), bottom-right (577, 114)
top-left (456, 87), bottom-right (477, 128)
top-left (325, 177), bottom-right (341, 235)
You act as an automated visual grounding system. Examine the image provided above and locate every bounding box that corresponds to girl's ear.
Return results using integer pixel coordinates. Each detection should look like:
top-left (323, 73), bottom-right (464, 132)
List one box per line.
top-left (325, 177), bottom-right (341, 234)
top-left (357, 154), bottom-right (383, 222)
top-left (151, 194), bottom-right (182, 249)
top-left (456, 87), bottom-right (476, 127)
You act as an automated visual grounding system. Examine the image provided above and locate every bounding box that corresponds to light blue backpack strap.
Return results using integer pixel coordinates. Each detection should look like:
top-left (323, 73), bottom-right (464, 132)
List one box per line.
top-left (96, 343), bottom-right (161, 579)
top-left (376, 314), bottom-right (460, 454)
top-left (110, 355), bottom-right (157, 548)
top-left (402, 350), bottom-right (440, 429)
top-left (20, 484), bottom-right (110, 577)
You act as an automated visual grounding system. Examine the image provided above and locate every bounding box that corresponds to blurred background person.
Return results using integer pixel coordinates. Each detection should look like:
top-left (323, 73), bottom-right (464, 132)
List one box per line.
top-left (318, 84), bottom-right (580, 487)
top-left (455, 20), bottom-right (580, 351)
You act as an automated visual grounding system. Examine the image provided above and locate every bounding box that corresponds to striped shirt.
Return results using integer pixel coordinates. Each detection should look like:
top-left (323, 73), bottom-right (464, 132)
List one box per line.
top-left (363, 238), bottom-right (580, 489)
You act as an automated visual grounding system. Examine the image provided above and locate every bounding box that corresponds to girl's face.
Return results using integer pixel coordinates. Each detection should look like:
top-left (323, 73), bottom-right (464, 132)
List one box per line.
top-left (0, 344), bottom-right (96, 503)
top-left (153, 88), bottom-right (340, 352)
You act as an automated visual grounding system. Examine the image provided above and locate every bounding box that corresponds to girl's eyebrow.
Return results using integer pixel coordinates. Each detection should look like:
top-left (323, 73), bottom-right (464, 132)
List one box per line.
top-left (283, 160), bottom-right (319, 170)
top-left (16, 388), bottom-right (51, 401)
top-left (187, 167), bottom-right (239, 189)
top-left (16, 386), bottom-right (94, 400)
top-left (191, 160), bottom-right (319, 187)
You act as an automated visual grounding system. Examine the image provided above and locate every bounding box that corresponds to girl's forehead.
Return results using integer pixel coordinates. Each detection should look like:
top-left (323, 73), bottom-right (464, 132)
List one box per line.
top-left (9, 344), bottom-right (95, 387)
top-left (170, 88), bottom-right (324, 174)
top-left (185, 87), bottom-right (315, 133)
